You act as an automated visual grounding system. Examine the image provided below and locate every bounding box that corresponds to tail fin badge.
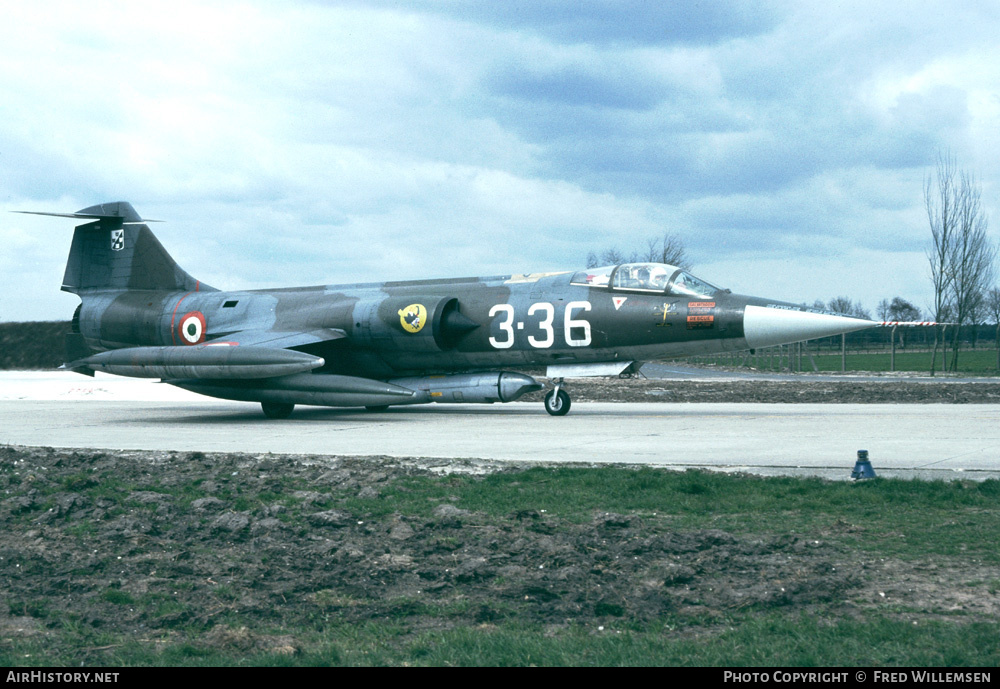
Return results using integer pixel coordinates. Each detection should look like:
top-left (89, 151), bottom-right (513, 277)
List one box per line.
top-left (111, 229), bottom-right (125, 251)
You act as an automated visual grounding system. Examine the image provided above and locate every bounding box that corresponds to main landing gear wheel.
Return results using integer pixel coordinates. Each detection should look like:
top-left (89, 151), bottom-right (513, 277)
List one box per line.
top-left (544, 389), bottom-right (571, 416)
top-left (261, 402), bottom-right (295, 419)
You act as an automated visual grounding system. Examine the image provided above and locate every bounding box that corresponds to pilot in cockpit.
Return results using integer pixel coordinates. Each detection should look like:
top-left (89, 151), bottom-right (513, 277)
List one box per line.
top-left (650, 266), bottom-right (669, 290)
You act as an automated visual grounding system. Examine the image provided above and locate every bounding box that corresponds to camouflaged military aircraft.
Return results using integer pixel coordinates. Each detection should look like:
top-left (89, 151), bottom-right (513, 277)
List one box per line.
top-left (24, 201), bottom-right (878, 418)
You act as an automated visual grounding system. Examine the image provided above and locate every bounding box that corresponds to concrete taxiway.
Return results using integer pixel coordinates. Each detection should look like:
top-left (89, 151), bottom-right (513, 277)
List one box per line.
top-left (3, 372), bottom-right (999, 480)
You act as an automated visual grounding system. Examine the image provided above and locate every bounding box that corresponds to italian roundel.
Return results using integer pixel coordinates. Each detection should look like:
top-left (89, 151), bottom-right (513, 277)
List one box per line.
top-left (178, 311), bottom-right (206, 345)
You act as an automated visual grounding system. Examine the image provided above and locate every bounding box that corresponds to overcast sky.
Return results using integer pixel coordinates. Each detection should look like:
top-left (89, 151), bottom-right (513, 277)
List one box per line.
top-left (2, 0), bottom-right (999, 321)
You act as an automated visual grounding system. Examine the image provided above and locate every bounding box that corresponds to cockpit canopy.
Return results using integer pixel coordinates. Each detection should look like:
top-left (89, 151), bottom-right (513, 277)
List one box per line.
top-left (570, 263), bottom-right (721, 298)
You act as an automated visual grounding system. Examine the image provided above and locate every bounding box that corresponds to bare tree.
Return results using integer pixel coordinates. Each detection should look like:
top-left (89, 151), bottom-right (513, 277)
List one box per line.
top-left (640, 232), bottom-right (691, 269)
top-left (586, 232), bottom-right (691, 269)
top-left (827, 296), bottom-right (871, 320)
top-left (938, 163), bottom-right (994, 370)
top-left (925, 154), bottom-right (959, 375)
top-left (887, 296), bottom-right (922, 349)
top-left (889, 297), bottom-right (922, 322)
top-left (826, 296), bottom-right (853, 315)
top-left (586, 247), bottom-right (627, 268)
top-left (925, 154), bottom-right (994, 372)
top-left (877, 298), bottom-right (892, 321)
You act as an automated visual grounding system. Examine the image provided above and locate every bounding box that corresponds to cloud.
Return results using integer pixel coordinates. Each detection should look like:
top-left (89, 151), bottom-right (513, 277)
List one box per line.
top-left (2, 0), bottom-right (999, 323)
top-left (415, 0), bottom-right (782, 47)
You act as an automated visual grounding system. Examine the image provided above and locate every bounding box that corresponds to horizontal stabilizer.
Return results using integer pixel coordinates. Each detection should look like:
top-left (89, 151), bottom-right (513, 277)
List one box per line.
top-left (14, 211), bottom-right (161, 224)
top-left (14, 201), bottom-right (160, 224)
top-left (70, 346), bottom-right (324, 380)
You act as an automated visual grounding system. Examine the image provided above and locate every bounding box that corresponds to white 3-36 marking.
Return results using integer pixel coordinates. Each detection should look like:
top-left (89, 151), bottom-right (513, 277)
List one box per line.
top-left (489, 301), bottom-right (591, 349)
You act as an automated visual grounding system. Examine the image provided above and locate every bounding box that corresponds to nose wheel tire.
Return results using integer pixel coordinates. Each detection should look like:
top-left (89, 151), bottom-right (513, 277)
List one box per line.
top-left (261, 402), bottom-right (295, 419)
top-left (544, 389), bottom-right (571, 416)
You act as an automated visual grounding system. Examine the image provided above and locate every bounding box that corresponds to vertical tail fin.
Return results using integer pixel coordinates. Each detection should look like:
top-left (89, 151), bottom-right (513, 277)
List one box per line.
top-left (20, 202), bottom-right (215, 294)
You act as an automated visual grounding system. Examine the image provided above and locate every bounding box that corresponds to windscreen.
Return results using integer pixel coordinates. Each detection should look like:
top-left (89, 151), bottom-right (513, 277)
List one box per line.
top-left (571, 262), bottom-right (721, 298)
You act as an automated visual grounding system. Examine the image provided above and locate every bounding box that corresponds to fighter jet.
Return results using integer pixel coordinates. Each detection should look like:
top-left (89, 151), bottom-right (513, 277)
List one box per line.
top-left (23, 202), bottom-right (877, 417)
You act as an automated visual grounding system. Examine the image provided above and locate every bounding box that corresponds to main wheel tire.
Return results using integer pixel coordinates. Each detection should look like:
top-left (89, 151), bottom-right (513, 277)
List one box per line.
top-left (544, 389), bottom-right (571, 416)
top-left (261, 402), bottom-right (295, 419)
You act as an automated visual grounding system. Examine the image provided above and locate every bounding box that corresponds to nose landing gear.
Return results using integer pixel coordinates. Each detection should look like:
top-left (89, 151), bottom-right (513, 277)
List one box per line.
top-left (544, 378), bottom-right (571, 416)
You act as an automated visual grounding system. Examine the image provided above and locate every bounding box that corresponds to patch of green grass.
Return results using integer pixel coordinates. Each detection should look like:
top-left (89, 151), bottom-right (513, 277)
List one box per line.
top-left (7, 599), bottom-right (51, 620)
top-left (101, 588), bottom-right (135, 605)
top-left (314, 615), bottom-right (998, 667)
top-left (368, 468), bottom-right (1000, 565)
top-left (64, 521), bottom-right (96, 537)
top-left (6, 614), bottom-right (992, 667)
top-left (1, 589), bottom-right (997, 668)
top-left (86, 476), bottom-right (130, 502)
top-left (810, 349), bottom-right (1000, 374)
top-left (232, 496), bottom-right (257, 512)
top-left (60, 472), bottom-right (98, 492)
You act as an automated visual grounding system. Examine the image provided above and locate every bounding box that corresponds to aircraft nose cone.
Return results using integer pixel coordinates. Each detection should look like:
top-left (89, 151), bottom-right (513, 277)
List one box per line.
top-left (743, 305), bottom-right (876, 350)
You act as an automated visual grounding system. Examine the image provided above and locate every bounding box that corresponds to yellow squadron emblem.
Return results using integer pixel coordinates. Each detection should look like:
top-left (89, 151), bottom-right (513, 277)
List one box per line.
top-left (398, 303), bottom-right (427, 333)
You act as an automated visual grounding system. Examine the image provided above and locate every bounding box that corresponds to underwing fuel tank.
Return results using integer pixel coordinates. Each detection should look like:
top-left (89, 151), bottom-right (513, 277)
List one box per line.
top-left (173, 371), bottom-right (539, 408)
top-left (386, 372), bottom-right (542, 405)
top-left (72, 346), bottom-right (324, 379)
top-left (172, 372), bottom-right (416, 408)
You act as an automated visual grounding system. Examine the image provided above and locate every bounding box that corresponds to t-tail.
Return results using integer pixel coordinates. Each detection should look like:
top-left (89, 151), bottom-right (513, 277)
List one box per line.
top-left (20, 201), bottom-right (213, 294)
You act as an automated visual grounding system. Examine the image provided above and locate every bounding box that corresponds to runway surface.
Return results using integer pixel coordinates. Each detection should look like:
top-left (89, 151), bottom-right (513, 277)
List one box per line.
top-left (3, 372), bottom-right (999, 480)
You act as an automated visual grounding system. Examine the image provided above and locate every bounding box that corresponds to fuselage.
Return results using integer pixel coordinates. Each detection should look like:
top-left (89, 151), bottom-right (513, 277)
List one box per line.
top-left (44, 202), bottom-right (878, 416)
top-left (74, 263), bottom-right (867, 380)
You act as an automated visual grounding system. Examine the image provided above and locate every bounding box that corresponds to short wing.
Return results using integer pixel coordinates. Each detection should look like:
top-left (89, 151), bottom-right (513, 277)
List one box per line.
top-left (204, 327), bottom-right (347, 349)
